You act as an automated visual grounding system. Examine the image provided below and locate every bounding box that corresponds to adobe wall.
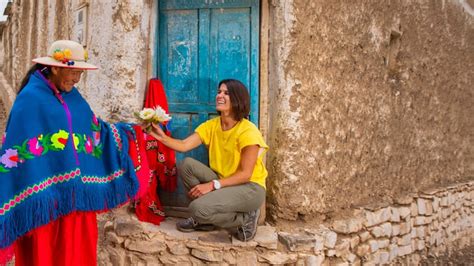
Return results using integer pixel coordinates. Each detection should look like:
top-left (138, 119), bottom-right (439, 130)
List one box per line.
top-left (267, 0), bottom-right (474, 222)
top-left (0, 0), bottom-right (154, 121)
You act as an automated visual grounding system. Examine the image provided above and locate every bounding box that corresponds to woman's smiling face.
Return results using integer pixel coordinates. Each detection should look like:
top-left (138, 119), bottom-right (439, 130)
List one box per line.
top-left (216, 84), bottom-right (232, 113)
top-left (51, 67), bottom-right (84, 92)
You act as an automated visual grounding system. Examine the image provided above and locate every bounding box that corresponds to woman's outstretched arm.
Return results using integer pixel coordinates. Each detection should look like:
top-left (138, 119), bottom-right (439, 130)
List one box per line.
top-left (148, 123), bottom-right (202, 153)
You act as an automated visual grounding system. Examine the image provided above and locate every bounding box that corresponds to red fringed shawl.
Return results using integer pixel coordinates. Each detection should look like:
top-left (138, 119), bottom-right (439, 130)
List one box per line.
top-left (134, 79), bottom-right (177, 225)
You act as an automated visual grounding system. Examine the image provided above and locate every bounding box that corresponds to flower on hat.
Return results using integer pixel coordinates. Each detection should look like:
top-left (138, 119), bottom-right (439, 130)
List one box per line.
top-left (53, 50), bottom-right (65, 61)
top-left (52, 48), bottom-right (75, 65)
top-left (63, 49), bottom-right (72, 59)
top-left (84, 49), bottom-right (89, 61)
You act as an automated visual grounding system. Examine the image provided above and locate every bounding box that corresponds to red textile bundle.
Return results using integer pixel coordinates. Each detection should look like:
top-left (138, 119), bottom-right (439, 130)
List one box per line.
top-left (134, 79), bottom-right (177, 225)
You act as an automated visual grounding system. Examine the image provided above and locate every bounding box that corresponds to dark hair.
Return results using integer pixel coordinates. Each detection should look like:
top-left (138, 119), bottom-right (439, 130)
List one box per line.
top-left (218, 79), bottom-right (250, 121)
top-left (18, 64), bottom-right (51, 94)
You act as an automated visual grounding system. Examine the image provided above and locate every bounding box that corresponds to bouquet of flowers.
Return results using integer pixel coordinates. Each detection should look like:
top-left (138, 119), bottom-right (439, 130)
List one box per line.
top-left (135, 106), bottom-right (171, 132)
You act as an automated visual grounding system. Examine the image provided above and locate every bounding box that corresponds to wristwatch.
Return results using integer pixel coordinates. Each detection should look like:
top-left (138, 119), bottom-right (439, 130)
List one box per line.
top-left (212, 179), bottom-right (221, 190)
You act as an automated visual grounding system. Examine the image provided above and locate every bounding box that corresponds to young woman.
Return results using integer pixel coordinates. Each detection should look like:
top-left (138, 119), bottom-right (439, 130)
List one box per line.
top-left (0, 40), bottom-right (147, 265)
top-left (148, 79), bottom-right (268, 241)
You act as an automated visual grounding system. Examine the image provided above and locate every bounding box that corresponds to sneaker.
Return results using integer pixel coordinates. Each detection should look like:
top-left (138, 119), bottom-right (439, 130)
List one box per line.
top-left (176, 217), bottom-right (215, 232)
top-left (235, 208), bottom-right (260, 242)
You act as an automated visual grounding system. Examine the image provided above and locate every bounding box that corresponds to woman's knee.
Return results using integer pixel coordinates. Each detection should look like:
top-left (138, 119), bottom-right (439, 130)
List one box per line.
top-left (177, 157), bottom-right (197, 174)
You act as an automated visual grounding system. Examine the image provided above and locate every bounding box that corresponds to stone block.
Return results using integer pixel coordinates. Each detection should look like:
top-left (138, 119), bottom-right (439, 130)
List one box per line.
top-left (326, 249), bottom-right (336, 257)
top-left (432, 197), bottom-right (440, 212)
top-left (355, 243), bottom-right (370, 257)
top-left (397, 234), bottom-right (412, 246)
top-left (334, 237), bottom-right (351, 257)
top-left (167, 242), bottom-right (189, 255)
top-left (415, 216), bottom-right (427, 226)
top-left (304, 254), bottom-right (325, 266)
top-left (305, 226), bottom-right (337, 250)
top-left (426, 201), bottom-right (434, 215)
top-left (379, 250), bottom-right (390, 264)
top-left (381, 222), bottom-right (392, 237)
top-left (391, 207), bottom-right (401, 222)
top-left (369, 225), bottom-right (384, 238)
top-left (106, 231), bottom-right (124, 244)
top-left (392, 224), bottom-right (400, 236)
top-left (440, 196), bottom-right (449, 207)
top-left (278, 231), bottom-right (316, 252)
top-left (254, 225), bottom-right (278, 250)
top-left (342, 252), bottom-right (357, 263)
top-left (258, 251), bottom-right (298, 265)
top-left (368, 239), bottom-right (379, 252)
top-left (359, 231), bottom-right (371, 242)
top-left (417, 198), bottom-right (427, 215)
top-left (191, 248), bottom-right (223, 262)
top-left (366, 251), bottom-right (381, 264)
top-left (398, 244), bottom-right (413, 257)
top-left (364, 208), bottom-right (391, 227)
top-left (331, 217), bottom-right (363, 234)
top-left (378, 239), bottom-right (389, 249)
top-left (124, 239), bottom-right (166, 254)
top-left (158, 255), bottom-right (190, 265)
top-left (350, 235), bottom-right (360, 249)
top-left (411, 202), bottom-right (418, 217)
top-left (235, 251), bottom-right (258, 265)
top-left (416, 239), bottom-right (425, 251)
top-left (398, 207), bottom-right (411, 219)
top-left (106, 246), bottom-right (125, 266)
top-left (416, 226), bottom-right (426, 238)
top-left (389, 244), bottom-right (398, 260)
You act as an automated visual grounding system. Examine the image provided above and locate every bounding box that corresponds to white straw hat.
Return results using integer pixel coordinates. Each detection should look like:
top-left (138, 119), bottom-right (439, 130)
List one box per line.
top-left (32, 40), bottom-right (98, 70)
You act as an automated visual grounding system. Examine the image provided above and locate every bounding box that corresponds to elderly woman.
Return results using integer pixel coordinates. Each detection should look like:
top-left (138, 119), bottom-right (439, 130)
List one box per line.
top-left (149, 79), bottom-right (269, 242)
top-left (0, 40), bottom-right (147, 265)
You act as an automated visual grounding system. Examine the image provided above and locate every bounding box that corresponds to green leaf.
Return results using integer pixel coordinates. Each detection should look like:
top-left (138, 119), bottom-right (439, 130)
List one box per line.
top-left (0, 165), bottom-right (9, 173)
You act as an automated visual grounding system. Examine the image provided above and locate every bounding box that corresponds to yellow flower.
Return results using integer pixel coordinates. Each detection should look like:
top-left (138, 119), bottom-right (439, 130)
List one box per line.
top-left (53, 51), bottom-right (65, 61)
top-left (63, 49), bottom-right (72, 59)
top-left (84, 50), bottom-right (89, 61)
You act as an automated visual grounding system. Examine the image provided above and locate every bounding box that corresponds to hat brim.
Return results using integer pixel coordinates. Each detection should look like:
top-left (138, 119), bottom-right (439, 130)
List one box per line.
top-left (32, 57), bottom-right (98, 70)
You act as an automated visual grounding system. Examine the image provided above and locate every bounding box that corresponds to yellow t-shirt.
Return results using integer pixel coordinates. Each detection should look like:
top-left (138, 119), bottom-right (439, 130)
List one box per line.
top-left (195, 117), bottom-right (269, 189)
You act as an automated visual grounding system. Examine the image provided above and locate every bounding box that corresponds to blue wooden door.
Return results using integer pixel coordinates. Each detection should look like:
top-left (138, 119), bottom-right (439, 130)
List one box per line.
top-left (157, 0), bottom-right (260, 207)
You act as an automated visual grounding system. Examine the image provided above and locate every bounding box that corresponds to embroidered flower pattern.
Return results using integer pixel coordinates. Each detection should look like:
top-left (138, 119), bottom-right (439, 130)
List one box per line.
top-left (28, 137), bottom-right (44, 156)
top-left (51, 130), bottom-right (69, 150)
top-left (0, 115), bottom-right (104, 173)
top-left (84, 136), bottom-right (93, 154)
top-left (1, 149), bottom-right (20, 168)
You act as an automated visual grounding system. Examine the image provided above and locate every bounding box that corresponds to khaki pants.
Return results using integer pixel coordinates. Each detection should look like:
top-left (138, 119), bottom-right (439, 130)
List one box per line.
top-left (178, 157), bottom-right (265, 228)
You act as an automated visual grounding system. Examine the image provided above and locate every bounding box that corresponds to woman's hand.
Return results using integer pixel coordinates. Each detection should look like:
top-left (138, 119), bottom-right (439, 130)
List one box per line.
top-left (147, 123), bottom-right (166, 141)
top-left (188, 182), bottom-right (214, 199)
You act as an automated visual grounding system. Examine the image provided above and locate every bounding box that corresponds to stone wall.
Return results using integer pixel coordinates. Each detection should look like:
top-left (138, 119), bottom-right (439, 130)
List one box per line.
top-left (267, 0), bottom-right (474, 221)
top-left (98, 180), bottom-right (473, 265)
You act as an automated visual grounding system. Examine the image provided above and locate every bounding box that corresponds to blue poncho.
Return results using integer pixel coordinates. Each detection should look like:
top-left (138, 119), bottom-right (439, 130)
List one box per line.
top-left (0, 71), bottom-right (139, 248)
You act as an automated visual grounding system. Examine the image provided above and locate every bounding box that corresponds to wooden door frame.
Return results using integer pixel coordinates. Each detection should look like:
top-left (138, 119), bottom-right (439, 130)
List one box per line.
top-left (145, 0), bottom-right (270, 220)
